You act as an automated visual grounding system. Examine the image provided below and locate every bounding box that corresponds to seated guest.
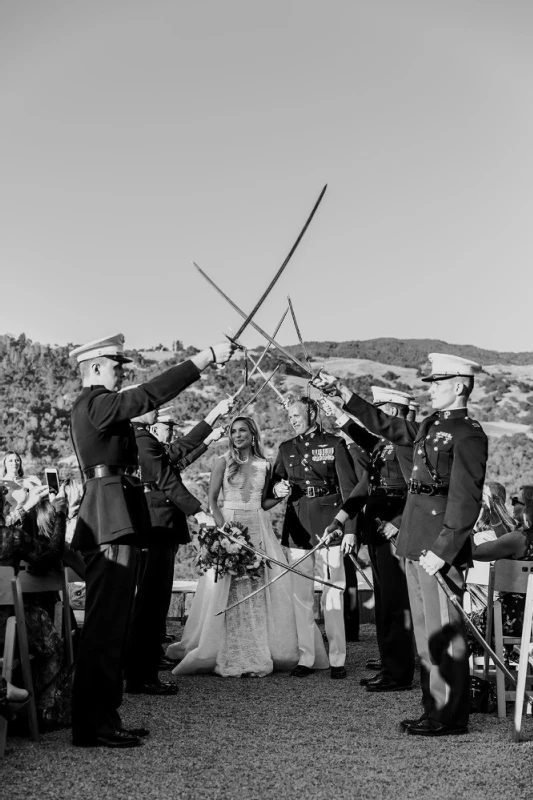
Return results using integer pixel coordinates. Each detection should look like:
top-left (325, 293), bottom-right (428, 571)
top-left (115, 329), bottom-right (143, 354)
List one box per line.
top-left (511, 496), bottom-right (526, 530)
top-left (473, 482), bottom-right (515, 546)
top-left (469, 486), bottom-right (533, 656)
top-left (0, 484), bottom-right (79, 730)
top-left (0, 677), bottom-right (29, 720)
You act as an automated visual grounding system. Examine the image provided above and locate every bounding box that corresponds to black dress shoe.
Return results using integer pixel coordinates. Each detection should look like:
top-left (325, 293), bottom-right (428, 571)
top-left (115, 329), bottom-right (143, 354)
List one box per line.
top-left (400, 712), bottom-right (428, 731)
top-left (120, 727), bottom-right (150, 738)
top-left (330, 666), bottom-right (347, 680)
top-left (359, 671), bottom-right (383, 687)
top-left (407, 718), bottom-right (468, 737)
top-left (365, 658), bottom-right (382, 671)
top-left (366, 675), bottom-right (412, 693)
top-left (290, 665), bottom-right (315, 678)
top-left (73, 730), bottom-right (143, 748)
top-left (125, 680), bottom-right (179, 696)
top-left (158, 657), bottom-right (176, 671)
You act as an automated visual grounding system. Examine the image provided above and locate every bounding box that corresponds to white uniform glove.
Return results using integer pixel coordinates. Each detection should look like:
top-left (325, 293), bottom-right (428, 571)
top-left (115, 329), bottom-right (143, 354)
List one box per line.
top-left (194, 511), bottom-right (216, 529)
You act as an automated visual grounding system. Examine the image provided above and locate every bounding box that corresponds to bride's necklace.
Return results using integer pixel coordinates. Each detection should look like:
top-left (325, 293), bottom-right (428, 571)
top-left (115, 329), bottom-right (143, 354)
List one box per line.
top-left (234, 450), bottom-right (251, 464)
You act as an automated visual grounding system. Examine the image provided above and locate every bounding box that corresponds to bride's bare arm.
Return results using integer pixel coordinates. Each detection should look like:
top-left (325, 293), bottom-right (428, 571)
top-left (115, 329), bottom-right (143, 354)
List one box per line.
top-left (262, 464), bottom-right (284, 510)
top-left (208, 457), bottom-right (226, 528)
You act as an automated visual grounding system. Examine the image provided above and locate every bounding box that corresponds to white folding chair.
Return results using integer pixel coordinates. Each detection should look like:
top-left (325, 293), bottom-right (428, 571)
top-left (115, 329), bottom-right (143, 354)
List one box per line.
top-left (491, 559), bottom-right (533, 740)
top-left (0, 566), bottom-right (40, 750)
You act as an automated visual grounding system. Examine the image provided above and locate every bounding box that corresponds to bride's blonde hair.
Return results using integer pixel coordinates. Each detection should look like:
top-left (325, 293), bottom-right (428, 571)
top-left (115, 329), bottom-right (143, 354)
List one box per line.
top-left (226, 416), bottom-right (266, 484)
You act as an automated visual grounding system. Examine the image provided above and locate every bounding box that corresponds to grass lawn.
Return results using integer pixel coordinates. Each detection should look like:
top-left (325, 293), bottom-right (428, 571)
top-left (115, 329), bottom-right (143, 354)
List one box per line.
top-left (2, 623), bottom-right (532, 800)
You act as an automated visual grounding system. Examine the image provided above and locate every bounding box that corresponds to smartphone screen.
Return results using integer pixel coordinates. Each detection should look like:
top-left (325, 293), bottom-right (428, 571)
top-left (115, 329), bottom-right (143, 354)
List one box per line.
top-left (45, 468), bottom-right (60, 494)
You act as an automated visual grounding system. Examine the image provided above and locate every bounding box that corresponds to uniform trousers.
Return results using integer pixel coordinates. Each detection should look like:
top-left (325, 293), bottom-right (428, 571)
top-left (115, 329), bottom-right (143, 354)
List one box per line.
top-left (72, 543), bottom-right (140, 742)
top-left (405, 559), bottom-right (469, 727)
top-left (284, 546), bottom-right (346, 668)
top-left (343, 554), bottom-right (360, 642)
top-left (125, 540), bottom-right (176, 685)
top-left (369, 539), bottom-right (414, 685)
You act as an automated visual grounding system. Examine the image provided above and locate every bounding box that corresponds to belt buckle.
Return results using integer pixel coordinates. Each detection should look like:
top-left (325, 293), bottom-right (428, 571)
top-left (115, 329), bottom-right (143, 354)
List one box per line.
top-left (409, 479), bottom-right (421, 494)
top-left (307, 486), bottom-right (316, 499)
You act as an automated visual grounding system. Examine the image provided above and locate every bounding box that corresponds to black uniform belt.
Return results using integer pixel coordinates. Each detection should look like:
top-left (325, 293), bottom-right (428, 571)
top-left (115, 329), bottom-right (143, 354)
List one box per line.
top-left (408, 479), bottom-right (449, 497)
top-left (83, 465), bottom-right (138, 480)
top-left (143, 481), bottom-right (159, 493)
top-left (291, 485), bottom-right (339, 500)
top-left (368, 486), bottom-right (407, 498)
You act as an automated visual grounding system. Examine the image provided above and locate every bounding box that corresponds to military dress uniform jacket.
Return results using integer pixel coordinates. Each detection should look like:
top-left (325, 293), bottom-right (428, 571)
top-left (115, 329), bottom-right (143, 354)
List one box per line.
top-left (134, 424), bottom-right (201, 547)
top-left (343, 394), bottom-right (488, 567)
top-left (71, 360), bottom-right (201, 552)
top-left (346, 441), bottom-right (371, 484)
top-left (166, 420), bottom-right (212, 468)
top-left (271, 429), bottom-right (357, 549)
top-left (340, 417), bottom-right (409, 545)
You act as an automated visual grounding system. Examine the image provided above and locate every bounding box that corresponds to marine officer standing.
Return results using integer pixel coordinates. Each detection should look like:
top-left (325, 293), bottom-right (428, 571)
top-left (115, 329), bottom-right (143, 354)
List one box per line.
top-left (327, 387), bottom-right (415, 693)
top-left (271, 396), bottom-right (357, 679)
top-left (314, 354), bottom-right (488, 736)
top-left (69, 333), bottom-right (235, 748)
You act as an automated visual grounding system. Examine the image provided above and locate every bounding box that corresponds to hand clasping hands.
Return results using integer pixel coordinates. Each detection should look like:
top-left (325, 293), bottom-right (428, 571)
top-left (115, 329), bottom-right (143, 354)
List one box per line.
top-left (273, 480), bottom-right (290, 499)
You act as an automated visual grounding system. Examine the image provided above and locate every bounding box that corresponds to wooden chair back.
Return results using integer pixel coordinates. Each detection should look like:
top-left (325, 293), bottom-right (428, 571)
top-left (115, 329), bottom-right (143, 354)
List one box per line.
top-left (491, 559), bottom-right (533, 740)
top-left (0, 566), bottom-right (40, 749)
top-left (493, 560), bottom-right (533, 594)
top-left (16, 563), bottom-right (75, 669)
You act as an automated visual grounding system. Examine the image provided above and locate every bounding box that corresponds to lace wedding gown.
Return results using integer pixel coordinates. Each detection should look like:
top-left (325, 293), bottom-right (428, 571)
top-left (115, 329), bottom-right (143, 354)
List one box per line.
top-left (168, 456), bottom-right (325, 677)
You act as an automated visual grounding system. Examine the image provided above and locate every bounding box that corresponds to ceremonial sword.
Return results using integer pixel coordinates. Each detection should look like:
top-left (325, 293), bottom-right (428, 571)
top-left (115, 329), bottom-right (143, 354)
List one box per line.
top-left (193, 262), bottom-right (314, 376)
top-left (229, 306), bottom-right (289, 404)
top-left (348, 553), bottom-right (374, 591)
top-left (233, 364), bottom-right (282, 416)
top-left (287, 294), bottom-right (312, 372)
top-left (422, 552), bottom-right (533, 702)
top-left (229, 185), bottom-right (327, 342)
top-left (246, 352), bottom-right (289, 408)
top-left (216, 539), bottom-right (327, 616)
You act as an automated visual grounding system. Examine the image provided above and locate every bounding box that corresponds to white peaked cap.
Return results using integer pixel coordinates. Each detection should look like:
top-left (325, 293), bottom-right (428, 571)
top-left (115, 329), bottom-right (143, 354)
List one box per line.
top-left (422, 353), bottom-right (482, 382)
top-left (371, 386), bottom-right (414, 407)
top-left (69, 333), bottom-right (132, 364)
top-left (157, 407), bottom-right (175, 423)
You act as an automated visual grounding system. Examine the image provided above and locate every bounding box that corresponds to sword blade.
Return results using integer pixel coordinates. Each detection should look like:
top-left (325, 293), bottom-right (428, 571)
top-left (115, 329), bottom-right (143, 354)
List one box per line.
top-left (232, 185), bottom-right (327, 340)
top-left (246, 353), bottom-right (287, 404)
top-left (287, 295), bottom-right (312, 370)
top-left (432, 568), bottom-right (533, 701)
top-left (193, 262), bottom-right (314, 376)
top-left (215, 539), bottom-right (326, 616)
top-left (218, 527), bottom-right (338, 589)
top-left (347, 553), bottom-right (374, 591)
top-left (231, 306), bottom-right (289, 400)
top-left (236, 364), bottom-right (282, 415)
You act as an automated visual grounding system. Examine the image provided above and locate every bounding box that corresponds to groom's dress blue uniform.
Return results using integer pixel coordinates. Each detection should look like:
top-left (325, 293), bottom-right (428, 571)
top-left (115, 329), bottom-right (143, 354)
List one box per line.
top-left (70, 359), bottom-right (201, 744)
top-left (271, 429), bottom-right (356, 668)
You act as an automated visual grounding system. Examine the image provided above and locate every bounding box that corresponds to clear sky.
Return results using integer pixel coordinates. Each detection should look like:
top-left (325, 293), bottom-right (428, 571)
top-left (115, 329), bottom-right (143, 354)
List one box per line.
top-left (2, 0), bottom-right (532, 353)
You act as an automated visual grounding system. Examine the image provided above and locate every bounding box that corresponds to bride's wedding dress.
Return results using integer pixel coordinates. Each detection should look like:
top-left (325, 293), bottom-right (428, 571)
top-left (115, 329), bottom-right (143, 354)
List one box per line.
top-left (168, 456), bottom-right (327, 676)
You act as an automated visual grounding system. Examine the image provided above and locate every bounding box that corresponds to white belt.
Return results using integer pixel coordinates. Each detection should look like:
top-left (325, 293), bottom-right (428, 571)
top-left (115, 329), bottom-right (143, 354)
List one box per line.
top-left (224, 502), bottom-right (261, 511)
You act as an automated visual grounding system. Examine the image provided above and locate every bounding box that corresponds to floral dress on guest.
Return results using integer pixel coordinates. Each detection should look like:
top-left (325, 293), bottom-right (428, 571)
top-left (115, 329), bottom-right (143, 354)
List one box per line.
top-left (0, 504), bottom-right (73, 728)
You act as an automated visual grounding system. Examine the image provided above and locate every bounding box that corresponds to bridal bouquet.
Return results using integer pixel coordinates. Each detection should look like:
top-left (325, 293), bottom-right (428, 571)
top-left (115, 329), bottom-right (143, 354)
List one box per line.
top-left (195, 522), bottom-right (269, 581)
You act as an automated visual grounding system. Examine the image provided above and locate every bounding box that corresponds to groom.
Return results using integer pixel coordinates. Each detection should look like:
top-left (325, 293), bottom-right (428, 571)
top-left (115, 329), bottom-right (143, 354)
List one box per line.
top-left (271, 396), bottom-right (357, 679)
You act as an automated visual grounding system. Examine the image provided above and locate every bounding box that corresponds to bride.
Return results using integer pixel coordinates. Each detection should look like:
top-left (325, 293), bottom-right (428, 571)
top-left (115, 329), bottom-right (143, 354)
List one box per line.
top-left (168, 415), bottom-right (324, 677)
